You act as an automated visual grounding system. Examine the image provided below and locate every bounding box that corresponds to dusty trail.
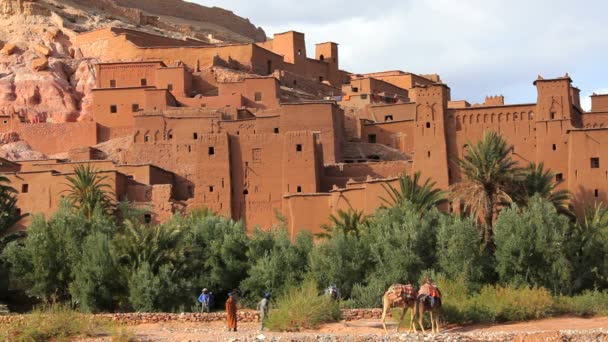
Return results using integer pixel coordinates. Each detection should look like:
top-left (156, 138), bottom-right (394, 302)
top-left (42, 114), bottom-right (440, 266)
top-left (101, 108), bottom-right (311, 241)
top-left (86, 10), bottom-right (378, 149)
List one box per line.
top-left (87, 316), bottom-right (608, 341)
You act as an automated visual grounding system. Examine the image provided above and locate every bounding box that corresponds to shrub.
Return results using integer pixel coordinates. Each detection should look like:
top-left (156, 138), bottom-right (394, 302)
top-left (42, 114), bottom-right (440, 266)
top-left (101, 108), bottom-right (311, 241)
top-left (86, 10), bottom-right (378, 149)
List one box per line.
top-left (265, 279), bottom-right (341, 331)
top-left (553, 290), bottom-right (608, 317)
top-left (495, 196), bottom-right (572, 294)
top-left (5, 302), bottom-right (121, 341)
top-left (474, 285), bottom-right (554, 322)
top-left (240, 229), bottom-right (312, 305)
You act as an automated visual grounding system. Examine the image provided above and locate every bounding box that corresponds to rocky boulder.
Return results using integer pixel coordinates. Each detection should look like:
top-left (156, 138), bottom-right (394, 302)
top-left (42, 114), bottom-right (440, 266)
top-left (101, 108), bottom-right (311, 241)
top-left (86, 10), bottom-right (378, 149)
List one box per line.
top-left (31, 57), bottom-right (47, 71)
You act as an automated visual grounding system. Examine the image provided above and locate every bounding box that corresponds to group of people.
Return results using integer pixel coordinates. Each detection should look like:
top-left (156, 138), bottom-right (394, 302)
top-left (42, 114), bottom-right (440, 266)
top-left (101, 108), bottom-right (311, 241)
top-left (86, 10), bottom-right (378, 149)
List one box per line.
top-left (198, 288), bottom-right (271, 332)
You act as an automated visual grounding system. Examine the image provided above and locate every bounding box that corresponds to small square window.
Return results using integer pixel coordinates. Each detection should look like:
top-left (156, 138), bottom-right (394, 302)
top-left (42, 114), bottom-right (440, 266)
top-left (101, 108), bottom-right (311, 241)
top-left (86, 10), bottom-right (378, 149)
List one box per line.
top-left (591, 157), bottom-right (600, 169)
top-left (144, 214), bottom-right (152, 223)
top-left (193, 132), bottom-right (198, 140)
top-left (352, 87), bottom-right (359, 93)
top-left (109, 80), bottom-right (116, 88)
top-left (426, 122), bottom-right (431, 128)
top-left (552, 144), bottom-right (556, 151)
top-left (297, 186), bottom-right (302, 193)
top-left (140, 78), bottom-right (147, 86)
top-left (296, 144), bottom-right (302, 152)
top-left (110, 105), bottom-right (117, 114)
top-left (144, 135), bottom-right (150, 142)
top-left (428, 151), bottom-right (431, 158)
top-left (556, 173), bottom-right (563, 182)
top-left (209, 186), bottom-right (214, 193)
top-left (132, 104), bottom-right (139, 112)
top-left (254, 92), bottom-right (262, 102)
top-left (550, 112), bottom-right (555, 120)
top-left (361, 94), bottom-right (368, 100)
top-left (167, 133), bottom-right (173, 140)
top-left (368, 134), bottom-right (376, 143)
top-left (385, 115), bottom-right (393, 122)
top-left (274, 127), bottom-right (279, 134)
top-left (208, 146), bottom-right (215, 155)
top-left (167, 84), bottom-right (173, 91)
top-left (595, 189), bottom-right (599, 197)
top-left (2, 120), bottom-right (7, 124)
top-left (21, 184), bottom-right (29, 193)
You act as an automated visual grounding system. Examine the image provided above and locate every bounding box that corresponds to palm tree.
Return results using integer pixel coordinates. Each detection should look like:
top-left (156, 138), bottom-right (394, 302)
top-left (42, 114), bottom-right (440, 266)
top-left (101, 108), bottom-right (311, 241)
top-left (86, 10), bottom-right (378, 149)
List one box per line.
top-left (318, 208), bottom-right (368, 239)
top-left (450, 131), bottom-right (523, 251)
top-left (380, 171), bottom-right (446, 214)
top-left (113, 219), bottom-right (185, 273)
top-left (64, 164), bottom-right (113, 219)
top-left (567, 203), bottom-right (608, 291)
top-left (517, 162), bottom-right (573, 218)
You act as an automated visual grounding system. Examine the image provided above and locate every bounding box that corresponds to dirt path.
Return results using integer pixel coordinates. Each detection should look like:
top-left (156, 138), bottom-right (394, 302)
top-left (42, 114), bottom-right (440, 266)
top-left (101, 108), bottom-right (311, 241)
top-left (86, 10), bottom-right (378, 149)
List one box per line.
top-left (112, 316), bottom-right (608, 341)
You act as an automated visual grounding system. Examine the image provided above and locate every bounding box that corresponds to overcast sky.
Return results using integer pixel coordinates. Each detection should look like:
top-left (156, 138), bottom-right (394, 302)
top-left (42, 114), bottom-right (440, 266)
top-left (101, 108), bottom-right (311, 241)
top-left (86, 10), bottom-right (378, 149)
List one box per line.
top-left (195, 0), bottom-right (608, 109)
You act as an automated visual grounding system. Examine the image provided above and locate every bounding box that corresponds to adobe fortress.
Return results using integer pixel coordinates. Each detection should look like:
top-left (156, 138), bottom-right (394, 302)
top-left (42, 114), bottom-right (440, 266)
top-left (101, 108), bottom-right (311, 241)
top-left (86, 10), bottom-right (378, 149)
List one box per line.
top-left (2, 25), bottom-right (608, 236)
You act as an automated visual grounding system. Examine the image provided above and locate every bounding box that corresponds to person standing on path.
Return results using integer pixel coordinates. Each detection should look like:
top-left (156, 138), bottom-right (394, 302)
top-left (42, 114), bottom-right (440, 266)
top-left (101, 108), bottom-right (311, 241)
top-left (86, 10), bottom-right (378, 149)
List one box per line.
top-left (257, 293), bottom-right (271, 331)
top-left (225, 292), bottom-right (238, 332)
top-left (198, 288), bottom-right (211, 313)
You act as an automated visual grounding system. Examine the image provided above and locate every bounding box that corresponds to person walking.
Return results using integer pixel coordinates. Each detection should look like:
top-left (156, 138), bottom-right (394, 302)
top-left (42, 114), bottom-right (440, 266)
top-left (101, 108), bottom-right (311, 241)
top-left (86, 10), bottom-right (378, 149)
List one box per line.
top-left (257, 293), bottom-right (271, 331)
top-left (198, 288), bottom-right (211, 313)
top-left (225, 292), bottom-right (238, 332)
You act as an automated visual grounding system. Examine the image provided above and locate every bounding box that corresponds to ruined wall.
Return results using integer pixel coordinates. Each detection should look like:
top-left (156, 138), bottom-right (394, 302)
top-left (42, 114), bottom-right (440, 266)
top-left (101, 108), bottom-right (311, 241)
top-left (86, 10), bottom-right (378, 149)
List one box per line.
top-left (322, 161), bottom-right (410, 190)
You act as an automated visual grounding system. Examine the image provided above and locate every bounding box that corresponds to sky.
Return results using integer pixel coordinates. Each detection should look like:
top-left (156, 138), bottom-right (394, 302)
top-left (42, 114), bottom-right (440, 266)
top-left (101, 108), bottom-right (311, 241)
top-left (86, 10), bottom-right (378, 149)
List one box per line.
top-left (195, 0), bottom-right (608, 109)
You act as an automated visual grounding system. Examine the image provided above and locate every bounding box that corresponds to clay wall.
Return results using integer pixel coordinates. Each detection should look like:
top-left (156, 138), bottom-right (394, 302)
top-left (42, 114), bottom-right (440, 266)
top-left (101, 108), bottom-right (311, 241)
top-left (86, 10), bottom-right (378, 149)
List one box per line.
top-left (219, 78), bottom-right (281, 109)
top-left (281, 178), bottom-right (399, 237)
top-left (4, 170), bottom-right (127, 229)
top-left (96, 62), bottom-right (164, 88)
top-left (361, 120), bottom-right (415, 154)
top-left (230, 131), bottom-right (320, 229)
top-left (411, 85), bottom-right (450, 189)
top-left (155, 66), bottom-right (191, 97)
top-left (279, 102), bottom-right (344, 164)
top-left (14, 122), bottom-right (97, 155)
top-left (357, 72), bottom-right (437, 91)
top-left (124, 132), bottom-right (232, 216)
top-left (591, 94), bottom-right (608, 112)
top-left (0, 115), bottom-right (11, 133)
top-left (344, 78), bottom-right (409, 98)
top-left (368, 103), bottom-right (417, 122)
top-left (581, 113), bottom-right (608, 128)
top-left (567, 129), bottom-right (608, 215)
top-left (446, 104), bottom-right (538, 181)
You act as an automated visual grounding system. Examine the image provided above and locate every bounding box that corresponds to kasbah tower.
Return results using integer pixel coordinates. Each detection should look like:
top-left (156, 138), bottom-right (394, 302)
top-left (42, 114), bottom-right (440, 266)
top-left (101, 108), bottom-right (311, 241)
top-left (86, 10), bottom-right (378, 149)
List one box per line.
top-left (2, 2), bottom-right (608, 238)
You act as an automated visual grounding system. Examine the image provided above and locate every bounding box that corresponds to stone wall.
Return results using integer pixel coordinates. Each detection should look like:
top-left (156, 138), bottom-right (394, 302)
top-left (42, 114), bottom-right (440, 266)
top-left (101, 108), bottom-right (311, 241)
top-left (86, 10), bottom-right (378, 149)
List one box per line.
top-left (0, 309), bottom-right (386, 325)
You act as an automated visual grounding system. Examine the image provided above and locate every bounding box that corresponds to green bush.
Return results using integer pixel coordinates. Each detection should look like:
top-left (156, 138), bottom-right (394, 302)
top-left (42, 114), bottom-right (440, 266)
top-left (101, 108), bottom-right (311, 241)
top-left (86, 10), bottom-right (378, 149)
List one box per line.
top-left (494, 197), bottom-right (572, 294)
top-left (553, 290), bottom-right (608, 317)
top-left (265, 279), bottom-right (341, 331)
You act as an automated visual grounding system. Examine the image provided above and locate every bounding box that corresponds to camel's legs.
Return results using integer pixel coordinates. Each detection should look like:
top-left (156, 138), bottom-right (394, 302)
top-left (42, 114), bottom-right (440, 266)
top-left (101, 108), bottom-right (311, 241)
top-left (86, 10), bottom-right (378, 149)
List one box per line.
top-left (409, 305), bottom-right (415, 333)
top-left (396, 306), bottom-right (407, 332)
top-left (381, 296), bottom-right (388, 332)
top-left (430, 311), bottom-right (435, 334)
top-left (417, 303), bottom-right (426, 334)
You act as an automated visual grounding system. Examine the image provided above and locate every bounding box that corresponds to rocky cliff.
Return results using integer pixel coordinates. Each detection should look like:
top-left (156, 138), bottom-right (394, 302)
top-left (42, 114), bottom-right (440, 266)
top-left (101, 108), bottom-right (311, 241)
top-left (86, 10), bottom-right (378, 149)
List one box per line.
top-left (0, 0), bottom-right (266, 159)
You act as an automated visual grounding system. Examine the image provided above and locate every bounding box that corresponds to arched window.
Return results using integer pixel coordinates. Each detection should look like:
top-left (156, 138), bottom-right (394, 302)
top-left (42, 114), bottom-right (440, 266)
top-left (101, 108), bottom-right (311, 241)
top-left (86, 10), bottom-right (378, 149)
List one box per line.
top-left (484, 114), bottom-right (488, 123)
top-left (506, 113), bottom-right (510, 122)
top-left (513, 113), bottom-right (518, 121)
top-left (166, 129), bottom-right (173, 140)
top-left (319, 54), bottom-right (325, 61)
top-left (469, 115), bottom-right (473, 124)
top-left (491, 113), bottom-right (495, 123)
top-left (498, 113), bottom-right (503, 122)
top-left (476, 114), bottom-right (481, 123)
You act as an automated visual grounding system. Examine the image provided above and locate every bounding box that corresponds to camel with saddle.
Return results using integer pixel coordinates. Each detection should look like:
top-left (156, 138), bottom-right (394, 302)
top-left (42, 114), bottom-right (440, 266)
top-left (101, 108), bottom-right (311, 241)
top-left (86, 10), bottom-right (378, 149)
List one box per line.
top-left (381, 278), bottom-right (442, 334)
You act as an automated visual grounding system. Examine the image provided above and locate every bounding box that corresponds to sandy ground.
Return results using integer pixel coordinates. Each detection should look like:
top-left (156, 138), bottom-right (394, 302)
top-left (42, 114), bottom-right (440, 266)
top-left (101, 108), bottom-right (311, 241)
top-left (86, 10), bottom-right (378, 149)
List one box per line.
top-left (88, 316), bottom-right (608, 341)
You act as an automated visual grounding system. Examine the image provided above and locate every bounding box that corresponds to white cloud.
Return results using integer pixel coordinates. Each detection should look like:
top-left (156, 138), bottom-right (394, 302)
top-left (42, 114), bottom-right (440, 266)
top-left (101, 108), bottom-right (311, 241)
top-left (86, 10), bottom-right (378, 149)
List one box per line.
top-left (194, 0), bottom-right (608, 105)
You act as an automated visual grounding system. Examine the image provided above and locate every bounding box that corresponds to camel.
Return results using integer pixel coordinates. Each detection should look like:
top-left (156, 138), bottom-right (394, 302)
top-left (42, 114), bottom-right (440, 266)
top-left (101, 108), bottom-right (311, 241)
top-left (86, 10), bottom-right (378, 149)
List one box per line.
top-left (412, 280), bottom-right (442, 334)
top-left (381, 284), bottom-right (417, 332)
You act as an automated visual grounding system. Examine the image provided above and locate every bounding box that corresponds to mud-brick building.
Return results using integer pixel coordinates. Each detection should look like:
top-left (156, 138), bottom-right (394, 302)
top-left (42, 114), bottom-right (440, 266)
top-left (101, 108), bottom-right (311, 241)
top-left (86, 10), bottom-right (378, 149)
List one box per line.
top-left (3, 26), bottom-right (608, 237)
